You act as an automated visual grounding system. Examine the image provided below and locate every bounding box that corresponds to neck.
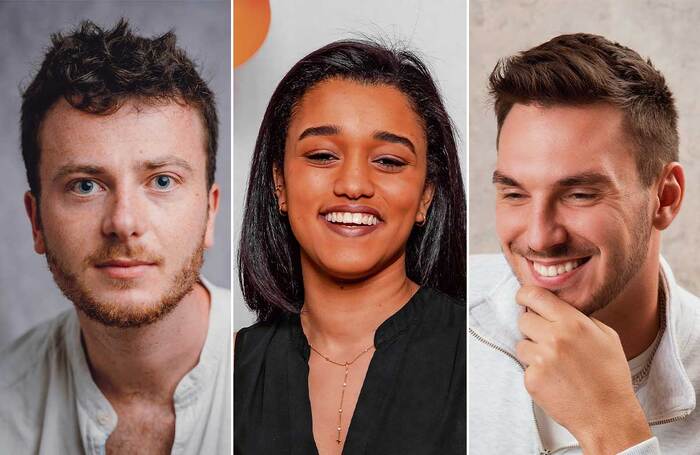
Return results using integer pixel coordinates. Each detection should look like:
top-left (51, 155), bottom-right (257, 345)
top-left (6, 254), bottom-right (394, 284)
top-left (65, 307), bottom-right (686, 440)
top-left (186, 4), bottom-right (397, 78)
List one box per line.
top-left (78, 282), bottom-right (211, 403)
top-left (300, 252), bottom-right (418, 356)
top-left (592, 236), bottom-right (662, 360)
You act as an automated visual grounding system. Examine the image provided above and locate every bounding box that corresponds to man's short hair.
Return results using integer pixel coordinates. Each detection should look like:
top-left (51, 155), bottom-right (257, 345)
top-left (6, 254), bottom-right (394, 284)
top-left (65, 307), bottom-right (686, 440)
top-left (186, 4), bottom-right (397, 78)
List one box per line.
top-left (21, 18), bottom-right (218, 197)
top-left (489, 33), bottom-right (678, 186)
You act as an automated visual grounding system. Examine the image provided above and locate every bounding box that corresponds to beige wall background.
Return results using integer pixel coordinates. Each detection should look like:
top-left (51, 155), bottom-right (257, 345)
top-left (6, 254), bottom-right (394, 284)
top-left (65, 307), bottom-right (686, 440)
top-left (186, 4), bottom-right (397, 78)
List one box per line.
top-left (470, 0), bottom-right (700, 295)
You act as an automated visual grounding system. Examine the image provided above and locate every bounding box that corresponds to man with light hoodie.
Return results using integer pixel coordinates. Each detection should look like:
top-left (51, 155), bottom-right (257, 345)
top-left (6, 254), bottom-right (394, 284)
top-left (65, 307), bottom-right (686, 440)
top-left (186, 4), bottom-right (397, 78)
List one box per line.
top-left (469, 33), bottom-right (699, 454)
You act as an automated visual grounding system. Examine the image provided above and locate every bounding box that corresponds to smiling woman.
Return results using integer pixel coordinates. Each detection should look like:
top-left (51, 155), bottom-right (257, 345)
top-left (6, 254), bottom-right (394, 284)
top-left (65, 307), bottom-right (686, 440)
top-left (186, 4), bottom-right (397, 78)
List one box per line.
top-left (235, 40), bottom-right (466, 454)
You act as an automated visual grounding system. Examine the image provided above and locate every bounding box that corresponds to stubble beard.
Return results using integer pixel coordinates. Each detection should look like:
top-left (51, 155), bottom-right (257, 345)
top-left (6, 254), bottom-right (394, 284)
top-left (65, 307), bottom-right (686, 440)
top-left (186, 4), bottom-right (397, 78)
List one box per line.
top-left (578, 207), bottom-right (651, 316)
top-left (45, 234), bottom-right (205, 329)
top-left (508, 200), bottom-right (652, 316)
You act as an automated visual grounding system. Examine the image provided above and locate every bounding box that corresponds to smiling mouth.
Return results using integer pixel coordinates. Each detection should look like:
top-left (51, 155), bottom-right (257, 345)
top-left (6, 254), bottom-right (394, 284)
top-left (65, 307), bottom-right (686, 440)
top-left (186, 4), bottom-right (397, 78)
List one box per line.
top-left (324, 211), bottom-right (379, 226)
top-left (530, 257), bottom-right (591, 278)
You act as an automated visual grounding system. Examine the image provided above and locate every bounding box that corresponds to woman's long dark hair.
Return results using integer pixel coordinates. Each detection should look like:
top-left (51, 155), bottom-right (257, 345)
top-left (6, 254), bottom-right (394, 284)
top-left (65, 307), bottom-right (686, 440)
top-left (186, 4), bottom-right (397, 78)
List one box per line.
top-left (239, 40), bottom-right (466, 322)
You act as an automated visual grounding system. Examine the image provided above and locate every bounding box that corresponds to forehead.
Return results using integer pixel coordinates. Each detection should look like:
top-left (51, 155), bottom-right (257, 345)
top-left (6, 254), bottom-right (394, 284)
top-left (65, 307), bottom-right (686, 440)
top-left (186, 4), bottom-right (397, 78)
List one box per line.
top-left (497, 103), bottom-right (639, 186)
top-left (38, 98), bottom-right (206, 174)
top-left (287, 78), bottom-right (426, 145)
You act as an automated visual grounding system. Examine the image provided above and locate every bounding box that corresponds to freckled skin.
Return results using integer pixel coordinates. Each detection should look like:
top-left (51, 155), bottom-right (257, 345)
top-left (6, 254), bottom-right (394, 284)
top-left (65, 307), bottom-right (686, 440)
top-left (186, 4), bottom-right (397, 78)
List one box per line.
top-left (25, 98), bottom-right (219, 454)
top-left (29, 99), bottom-right (216, 319)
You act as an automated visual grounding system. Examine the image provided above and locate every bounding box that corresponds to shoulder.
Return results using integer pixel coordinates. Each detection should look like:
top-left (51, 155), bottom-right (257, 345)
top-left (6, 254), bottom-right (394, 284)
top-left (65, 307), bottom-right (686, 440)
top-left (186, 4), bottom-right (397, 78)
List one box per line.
top-left (415, 287), bottom-right (465, 328)
top-left (234, 318), bottom-right (283, 363)
top-left (0, 309), bottom-right (74, 389)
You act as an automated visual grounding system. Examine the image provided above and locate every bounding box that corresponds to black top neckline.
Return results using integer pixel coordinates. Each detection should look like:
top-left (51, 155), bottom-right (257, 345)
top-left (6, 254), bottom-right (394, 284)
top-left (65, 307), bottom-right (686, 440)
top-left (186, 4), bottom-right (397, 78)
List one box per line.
top-left (288, 286), bottom-right (427, 359)
top-left (234, 287), bottom-right (465, 455)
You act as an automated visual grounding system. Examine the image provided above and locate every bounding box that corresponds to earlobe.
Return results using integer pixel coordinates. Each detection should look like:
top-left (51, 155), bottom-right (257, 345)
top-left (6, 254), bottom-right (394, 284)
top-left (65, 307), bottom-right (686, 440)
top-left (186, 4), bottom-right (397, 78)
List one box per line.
top-left (653, 162), bottom-right (684, 231)
top-left (24, 191), bottom-right (46, 254)
top-left (204, 184), bottom-right (220, 249)
top-left (415, 183), bottom-right (435, 224)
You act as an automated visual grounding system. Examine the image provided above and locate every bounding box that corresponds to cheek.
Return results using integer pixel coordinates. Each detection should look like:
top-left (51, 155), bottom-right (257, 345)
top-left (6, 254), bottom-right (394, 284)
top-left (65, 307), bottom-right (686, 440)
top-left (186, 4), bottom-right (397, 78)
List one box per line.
top-left (495, 205), bottom-right (523, 246)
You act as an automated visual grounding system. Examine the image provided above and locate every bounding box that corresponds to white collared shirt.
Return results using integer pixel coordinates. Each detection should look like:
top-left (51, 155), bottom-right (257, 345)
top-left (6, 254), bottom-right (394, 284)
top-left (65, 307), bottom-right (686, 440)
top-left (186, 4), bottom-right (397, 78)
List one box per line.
top-left (0, 278), bottom-right (231, 454)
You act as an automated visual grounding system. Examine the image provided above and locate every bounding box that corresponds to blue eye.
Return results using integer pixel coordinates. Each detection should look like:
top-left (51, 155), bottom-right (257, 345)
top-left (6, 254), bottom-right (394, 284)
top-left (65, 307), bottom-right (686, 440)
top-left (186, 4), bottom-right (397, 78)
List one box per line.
top-left (152, 175), bottom-right (174, 190)
top-left (71, 179), bottom-right (100, 195)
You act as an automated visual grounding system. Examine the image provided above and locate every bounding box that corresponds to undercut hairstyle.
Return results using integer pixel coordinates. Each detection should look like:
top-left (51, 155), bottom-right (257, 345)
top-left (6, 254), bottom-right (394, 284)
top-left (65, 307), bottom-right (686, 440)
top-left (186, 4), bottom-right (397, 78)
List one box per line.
top-left (21, 18), bottom-right (218, 197)
top-left (489, 33), bottom-right (678, 186)
top-left (239, 40), bottom-right (466, 322)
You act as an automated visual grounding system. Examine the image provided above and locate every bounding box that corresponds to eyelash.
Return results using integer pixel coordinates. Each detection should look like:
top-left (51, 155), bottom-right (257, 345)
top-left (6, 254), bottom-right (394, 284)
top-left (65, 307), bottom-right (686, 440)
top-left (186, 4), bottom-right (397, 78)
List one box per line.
top-left (305, 152), bottom-right (407, 170)
top-left (306, 151), bottom-right (338, 163)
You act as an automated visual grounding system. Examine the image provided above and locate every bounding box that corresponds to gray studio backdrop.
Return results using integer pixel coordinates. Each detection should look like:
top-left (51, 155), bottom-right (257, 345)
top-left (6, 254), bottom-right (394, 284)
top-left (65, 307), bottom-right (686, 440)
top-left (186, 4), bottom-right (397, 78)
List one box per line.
top-left (470, 0), bottom-right (700, 296)
top-left (234, 0), bottom-right (467, 330)
top-left (0, 1), bottom-right (231, 348)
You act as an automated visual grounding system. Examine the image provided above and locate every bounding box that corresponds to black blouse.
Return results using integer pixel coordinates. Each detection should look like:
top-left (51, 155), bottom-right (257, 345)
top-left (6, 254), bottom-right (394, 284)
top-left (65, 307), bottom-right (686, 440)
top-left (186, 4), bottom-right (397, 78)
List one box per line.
top-left (234, 287), bottom-right (466, 455)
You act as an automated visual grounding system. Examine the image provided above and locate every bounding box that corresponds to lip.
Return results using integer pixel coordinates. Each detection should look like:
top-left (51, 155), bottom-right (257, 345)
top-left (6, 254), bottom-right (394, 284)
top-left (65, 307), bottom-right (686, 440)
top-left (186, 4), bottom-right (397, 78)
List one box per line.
top-left (95, 259), bottom-right (157, 279)
top-left (321, 204), bottom-right (383, 220)
top-left (320, 214), bottom-right (381, 237)
top-left (525, 256), bottom-right (591, 288)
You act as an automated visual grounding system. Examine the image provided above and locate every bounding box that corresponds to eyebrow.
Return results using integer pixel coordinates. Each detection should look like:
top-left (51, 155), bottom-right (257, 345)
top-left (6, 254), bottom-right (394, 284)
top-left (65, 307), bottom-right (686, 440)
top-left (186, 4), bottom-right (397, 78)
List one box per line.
top-left (492, 170), bottom-right (614, 188)
top-left (141, 156), bottom-right (194, 173)
top-left (298, 125), bottom-right (340, 140)
top-left (53, 164), bottom-right (107, 182)
top-left (52, 155), bottom-right (194, 182)
top-left (557, 171), bottom-right (613, 187)
top-left (298, 125), bottom-right (416, 155)
top-left (492, 170), bottom-right (520, 187)
top-left (373, 130), bottom-right (415, 155)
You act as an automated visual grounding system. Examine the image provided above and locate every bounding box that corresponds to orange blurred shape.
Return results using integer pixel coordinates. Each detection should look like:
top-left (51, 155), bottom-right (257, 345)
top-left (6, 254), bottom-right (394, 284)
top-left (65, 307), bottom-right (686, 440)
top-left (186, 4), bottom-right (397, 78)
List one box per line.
top-left (234, 0), bottom-right (271, 68)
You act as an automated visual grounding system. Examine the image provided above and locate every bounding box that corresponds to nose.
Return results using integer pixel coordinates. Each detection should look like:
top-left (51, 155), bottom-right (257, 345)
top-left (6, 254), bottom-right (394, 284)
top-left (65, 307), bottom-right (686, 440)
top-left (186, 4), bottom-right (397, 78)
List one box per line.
top-left (333, 153), bottom-right (374, 199)
top-left (526, 201), bottom-right (568, 253)
top-left (101, 188), bottom-right (146, 242)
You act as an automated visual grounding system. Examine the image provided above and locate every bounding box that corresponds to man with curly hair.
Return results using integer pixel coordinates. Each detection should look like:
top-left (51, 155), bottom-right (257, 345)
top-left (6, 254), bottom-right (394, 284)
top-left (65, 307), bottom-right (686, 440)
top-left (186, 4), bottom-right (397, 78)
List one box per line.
top-left (0, 20), bottom-right (230, 453)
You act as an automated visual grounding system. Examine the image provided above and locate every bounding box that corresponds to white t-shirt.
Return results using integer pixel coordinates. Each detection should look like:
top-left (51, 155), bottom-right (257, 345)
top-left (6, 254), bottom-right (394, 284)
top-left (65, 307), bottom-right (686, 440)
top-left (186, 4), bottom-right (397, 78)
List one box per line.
top-left (0, 278), bottom-right (231, 454)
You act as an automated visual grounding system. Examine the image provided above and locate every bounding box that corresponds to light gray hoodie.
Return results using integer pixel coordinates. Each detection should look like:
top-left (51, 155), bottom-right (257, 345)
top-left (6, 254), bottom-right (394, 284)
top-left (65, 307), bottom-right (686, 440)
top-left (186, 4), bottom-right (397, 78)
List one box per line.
top-left (469, 254), bottom-right (700, 454)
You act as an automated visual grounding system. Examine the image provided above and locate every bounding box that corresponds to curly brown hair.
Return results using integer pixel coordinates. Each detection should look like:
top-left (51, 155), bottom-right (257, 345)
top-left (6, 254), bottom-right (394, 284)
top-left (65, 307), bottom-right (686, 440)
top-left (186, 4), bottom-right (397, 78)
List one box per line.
top-left (21, 18), bottom-right (218, 197)
top-left (489, 33), bottom-right (678, 186)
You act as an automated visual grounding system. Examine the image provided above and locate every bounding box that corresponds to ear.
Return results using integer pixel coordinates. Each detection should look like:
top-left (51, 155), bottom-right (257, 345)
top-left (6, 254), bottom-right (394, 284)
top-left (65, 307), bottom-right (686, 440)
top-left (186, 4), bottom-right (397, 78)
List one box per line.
top-left (24, 191), bottom-right (46, 254)
top-left (415, 182), bottom-right (435, 224)
top-left (272, 165), bottom-right (287, 214)
top-left (204, 183), bottom-right (220, 248)
top-left (652, 162), bottom-right (684, 231)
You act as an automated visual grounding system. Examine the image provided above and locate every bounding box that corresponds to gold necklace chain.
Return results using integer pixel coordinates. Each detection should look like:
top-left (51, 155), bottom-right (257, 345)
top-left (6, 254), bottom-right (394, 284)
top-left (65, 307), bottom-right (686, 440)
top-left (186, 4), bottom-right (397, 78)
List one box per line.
top-left (631, 281), bottom-right (667, 390)
top-left (309, 343), bottom-right (375, 445)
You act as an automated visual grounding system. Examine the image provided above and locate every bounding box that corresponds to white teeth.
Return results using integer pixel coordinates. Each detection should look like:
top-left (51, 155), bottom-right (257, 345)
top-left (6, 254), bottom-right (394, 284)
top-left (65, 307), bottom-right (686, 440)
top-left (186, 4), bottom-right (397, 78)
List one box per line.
top-left (533, 259), bottom-right (582, 277)
top-left (324, 212), bottom-right (378, 226)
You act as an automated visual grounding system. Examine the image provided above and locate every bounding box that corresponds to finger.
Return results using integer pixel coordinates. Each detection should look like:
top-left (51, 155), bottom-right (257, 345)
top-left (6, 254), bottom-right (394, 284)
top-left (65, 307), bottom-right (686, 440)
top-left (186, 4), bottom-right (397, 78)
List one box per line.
top-left (515, 285), bottom-right (580, 322)
top-left (515, 339), bottom-right (538, 367)
top-left (518, 310), bottom-right (551, 343)
top-left (589, 316), bottom-right (618, 337)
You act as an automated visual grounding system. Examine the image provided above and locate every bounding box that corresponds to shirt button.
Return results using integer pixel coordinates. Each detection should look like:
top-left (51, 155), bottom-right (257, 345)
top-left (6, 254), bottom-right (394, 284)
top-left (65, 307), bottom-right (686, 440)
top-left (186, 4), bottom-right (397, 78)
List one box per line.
top-left (97, 413), bottom-right (111, 426)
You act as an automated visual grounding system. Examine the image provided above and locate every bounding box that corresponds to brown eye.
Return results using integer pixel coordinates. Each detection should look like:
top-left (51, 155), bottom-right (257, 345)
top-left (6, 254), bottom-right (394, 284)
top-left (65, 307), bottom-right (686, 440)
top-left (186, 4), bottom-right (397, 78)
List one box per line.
top-left (374, 156), bottom-right (406, 169)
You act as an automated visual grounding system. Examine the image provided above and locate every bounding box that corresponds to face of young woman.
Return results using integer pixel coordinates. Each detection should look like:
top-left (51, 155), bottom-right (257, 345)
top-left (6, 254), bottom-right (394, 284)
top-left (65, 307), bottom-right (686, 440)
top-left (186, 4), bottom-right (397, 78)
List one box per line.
top-left (278, 78), bottom-right (433, 282)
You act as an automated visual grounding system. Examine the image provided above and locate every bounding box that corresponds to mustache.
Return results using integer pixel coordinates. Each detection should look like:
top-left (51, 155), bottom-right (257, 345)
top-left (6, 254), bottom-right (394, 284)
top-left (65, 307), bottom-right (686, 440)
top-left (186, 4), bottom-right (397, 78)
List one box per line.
top-left (85, 243), bottom-right (164, 266)
top-left (510, 242), bottom-right (598, 260)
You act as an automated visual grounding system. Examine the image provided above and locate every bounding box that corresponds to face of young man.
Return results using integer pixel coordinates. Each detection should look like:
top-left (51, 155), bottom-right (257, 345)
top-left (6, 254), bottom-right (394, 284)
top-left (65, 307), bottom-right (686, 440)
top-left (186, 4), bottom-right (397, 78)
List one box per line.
top-left (26, 98), bottom-right (218, 328)
top-left (494, 103), bottom-right (654, 315)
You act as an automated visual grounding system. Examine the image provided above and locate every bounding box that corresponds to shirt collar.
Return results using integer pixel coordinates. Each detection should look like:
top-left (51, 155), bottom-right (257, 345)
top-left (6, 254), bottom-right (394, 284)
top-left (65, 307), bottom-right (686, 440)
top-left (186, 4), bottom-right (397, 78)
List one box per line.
top-left (289, 287), bottom-right (427, 358)
top-left (65, 276), bottom-right (228, 446)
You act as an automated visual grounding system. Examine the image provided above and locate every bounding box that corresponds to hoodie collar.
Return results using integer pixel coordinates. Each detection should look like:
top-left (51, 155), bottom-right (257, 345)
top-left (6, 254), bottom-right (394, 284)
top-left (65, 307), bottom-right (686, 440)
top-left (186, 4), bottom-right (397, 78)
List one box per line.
top-left (469, 256), bottom-right (697, 423)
